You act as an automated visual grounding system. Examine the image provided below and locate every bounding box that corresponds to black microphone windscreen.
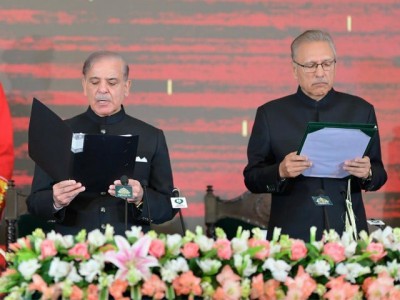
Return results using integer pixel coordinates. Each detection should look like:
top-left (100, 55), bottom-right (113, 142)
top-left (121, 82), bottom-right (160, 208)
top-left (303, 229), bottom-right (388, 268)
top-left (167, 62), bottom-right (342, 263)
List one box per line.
top-left (172, 188), bottom-right (180, 197)
top-left (120, 175), bottom-right (129, 185)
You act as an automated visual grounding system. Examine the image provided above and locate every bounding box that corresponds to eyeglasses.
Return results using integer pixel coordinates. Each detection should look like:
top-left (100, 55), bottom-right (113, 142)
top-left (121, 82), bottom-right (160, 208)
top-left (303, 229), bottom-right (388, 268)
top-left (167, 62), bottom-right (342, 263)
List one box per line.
top-left (293, 59), bottom-right (336, 73)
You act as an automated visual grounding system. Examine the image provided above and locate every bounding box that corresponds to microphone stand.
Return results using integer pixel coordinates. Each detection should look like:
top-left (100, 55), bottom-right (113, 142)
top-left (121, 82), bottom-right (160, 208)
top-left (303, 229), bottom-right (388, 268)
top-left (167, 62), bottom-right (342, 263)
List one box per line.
top-left (118, 175), bottom-right (131, 231)
top-left (178, 209), bottom-right (186, 234)
top-left (125, 199), bottom-right (128, 231)
top-left (172, 187), bottom-right (186, 234)
top-left (317, 184), bottom-right (331, 232)
top-left (141, 180), bottom-right (152, 225)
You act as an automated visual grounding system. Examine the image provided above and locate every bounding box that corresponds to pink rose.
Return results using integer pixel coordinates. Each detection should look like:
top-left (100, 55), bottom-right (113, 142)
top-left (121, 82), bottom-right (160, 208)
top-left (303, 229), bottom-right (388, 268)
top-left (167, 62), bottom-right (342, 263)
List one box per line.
top-left (181, 242), bottom-right (200, 259)
top-left (323, 242), bottom-right (346, 263)
top-left (149, 239), bottom-right (165, 258)
top-left (248, 238), bottom-right (270, 260)
top-left (214, 239), bottom-right (232, 260)
top-left (290, 239), bottom-right (307, 260)
top-left (366, 242), bottom-right (387, 262)
top-left (40, 239), bottom-right (57, 259)
top-left (68, 242), bottom-right (90, 260)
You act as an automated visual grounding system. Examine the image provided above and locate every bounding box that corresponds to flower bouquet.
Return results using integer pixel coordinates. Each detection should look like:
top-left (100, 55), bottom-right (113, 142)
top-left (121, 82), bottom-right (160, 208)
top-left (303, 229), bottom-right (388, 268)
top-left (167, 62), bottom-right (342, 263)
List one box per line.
top-left (1, 224), bottom-right (400, 299)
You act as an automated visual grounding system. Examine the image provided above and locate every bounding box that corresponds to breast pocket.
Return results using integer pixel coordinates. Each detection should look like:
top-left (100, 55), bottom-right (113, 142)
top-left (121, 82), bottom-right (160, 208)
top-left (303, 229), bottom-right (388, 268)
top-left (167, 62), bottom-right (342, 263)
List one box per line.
top-left (133, 155), bottom-right (150, 181)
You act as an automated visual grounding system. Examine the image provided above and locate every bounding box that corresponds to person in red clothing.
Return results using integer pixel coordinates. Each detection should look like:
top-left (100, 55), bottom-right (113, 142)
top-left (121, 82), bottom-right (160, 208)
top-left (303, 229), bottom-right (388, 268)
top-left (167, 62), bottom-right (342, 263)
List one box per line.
top-left (0, 83), bottom-right (14, 220)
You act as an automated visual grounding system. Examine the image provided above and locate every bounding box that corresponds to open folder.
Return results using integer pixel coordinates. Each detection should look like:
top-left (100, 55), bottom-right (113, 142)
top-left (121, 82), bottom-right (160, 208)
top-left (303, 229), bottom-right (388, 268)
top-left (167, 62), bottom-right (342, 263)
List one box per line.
top-left (28, 98), bottom-right (139, 192)
top-left (297, 122), bottom-right (377, 178)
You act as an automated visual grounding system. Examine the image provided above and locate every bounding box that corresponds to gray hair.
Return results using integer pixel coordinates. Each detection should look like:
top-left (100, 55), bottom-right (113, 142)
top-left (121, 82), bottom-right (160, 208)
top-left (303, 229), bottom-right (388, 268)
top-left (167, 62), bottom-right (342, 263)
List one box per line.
top-left (291, 30), bottom-right (336, 60)
top-left (82, 51), bottom-right (130, 81)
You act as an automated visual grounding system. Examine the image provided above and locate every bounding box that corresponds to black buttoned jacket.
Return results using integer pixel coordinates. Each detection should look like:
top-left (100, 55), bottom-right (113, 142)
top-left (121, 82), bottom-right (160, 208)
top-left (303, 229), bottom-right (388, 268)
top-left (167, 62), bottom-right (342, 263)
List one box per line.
top-left (27, 106), bottom-right (176, 235)
top-left (244, 88), bottom-right (387, 241)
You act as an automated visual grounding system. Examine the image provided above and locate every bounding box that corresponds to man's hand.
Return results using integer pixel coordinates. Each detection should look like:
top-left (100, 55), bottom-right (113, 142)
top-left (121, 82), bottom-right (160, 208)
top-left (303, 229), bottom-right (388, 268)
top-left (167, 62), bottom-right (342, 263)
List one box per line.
top-left (53, 180), bottom-right (85, 209)
top-left (343, 156), bottom-right (371, 179)
top-left (109, 178), bottom-right (143, 206)
top-left (279, 151), bottom-right (312, 178)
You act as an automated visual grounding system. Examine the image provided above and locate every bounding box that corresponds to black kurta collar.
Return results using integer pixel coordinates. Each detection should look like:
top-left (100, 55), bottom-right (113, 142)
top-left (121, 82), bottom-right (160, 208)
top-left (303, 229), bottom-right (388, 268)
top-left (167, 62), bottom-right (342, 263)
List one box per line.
top-left (295, 86), bottom-right (336, 108)
top-left (85, 105), bottom-right (126, 125)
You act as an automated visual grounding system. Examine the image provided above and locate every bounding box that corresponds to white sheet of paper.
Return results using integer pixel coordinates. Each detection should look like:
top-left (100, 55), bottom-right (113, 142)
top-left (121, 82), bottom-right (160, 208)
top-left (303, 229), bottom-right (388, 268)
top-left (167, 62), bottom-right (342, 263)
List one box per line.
top-left (71, 133), bottom-right (85, 153)
top-left (299, 127), bottom-right (371, 178)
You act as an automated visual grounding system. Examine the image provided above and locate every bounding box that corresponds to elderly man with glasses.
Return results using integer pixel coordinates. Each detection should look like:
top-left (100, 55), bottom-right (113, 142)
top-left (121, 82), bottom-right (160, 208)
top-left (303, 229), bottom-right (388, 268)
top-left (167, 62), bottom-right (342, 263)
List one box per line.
top-left (243, 29), bottom-right (387, 242)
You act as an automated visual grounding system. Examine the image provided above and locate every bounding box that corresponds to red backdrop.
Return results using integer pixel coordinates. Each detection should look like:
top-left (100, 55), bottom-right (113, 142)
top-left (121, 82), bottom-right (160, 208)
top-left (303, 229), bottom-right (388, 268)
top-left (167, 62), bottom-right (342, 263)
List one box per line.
top-left (0, 0), bottom-right (399, 230)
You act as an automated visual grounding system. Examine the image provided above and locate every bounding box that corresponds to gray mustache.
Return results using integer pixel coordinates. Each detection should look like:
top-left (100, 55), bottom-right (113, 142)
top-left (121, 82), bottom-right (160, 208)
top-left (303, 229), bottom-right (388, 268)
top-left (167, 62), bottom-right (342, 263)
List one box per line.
top-left (95, 95), bottom-right (111, 101)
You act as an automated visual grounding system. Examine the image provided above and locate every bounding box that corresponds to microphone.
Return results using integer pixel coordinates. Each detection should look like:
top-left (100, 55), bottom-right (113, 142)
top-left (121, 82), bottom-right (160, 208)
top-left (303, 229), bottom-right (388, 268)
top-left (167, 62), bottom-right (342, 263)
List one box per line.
top-left (140, 179), bottom-right (152, 225)
top-left (172, 187), bottom-right (186, 235)
top-left (115, 175), bottom-right (133, 231)
top-left (313, 188), bottom-right (331, 231)
top-left (121, 175), bottom-right (128, 185)
top-left (116, 175), bottom-right (133, 199)
top-left (172, 187), bottom-right (180, 198)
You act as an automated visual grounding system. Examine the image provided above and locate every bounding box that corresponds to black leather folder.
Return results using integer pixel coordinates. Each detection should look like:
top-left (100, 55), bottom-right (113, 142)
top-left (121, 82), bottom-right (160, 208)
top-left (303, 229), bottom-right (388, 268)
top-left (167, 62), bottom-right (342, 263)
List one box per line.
top-left (28, 98), bottom-right (138, 192)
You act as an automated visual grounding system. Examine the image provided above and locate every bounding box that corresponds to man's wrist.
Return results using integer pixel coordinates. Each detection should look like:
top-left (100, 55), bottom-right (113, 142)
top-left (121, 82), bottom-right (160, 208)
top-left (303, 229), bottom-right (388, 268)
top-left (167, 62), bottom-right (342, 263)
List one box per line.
top-left (278, 172), bottom-right (287, 182)
top-left (135, 199), bottom-right (143, 209)
top-left (53, 202), bottom-right (64, 211)
top-left (362, 168), bottom-right (372, 182)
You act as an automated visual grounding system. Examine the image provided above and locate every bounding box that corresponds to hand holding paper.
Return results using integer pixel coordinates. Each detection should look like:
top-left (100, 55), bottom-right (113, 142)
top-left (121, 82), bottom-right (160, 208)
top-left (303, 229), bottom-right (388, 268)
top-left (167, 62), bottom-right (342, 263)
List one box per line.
top-left (343, 156), bottom-right (371, 179)
top-left (297, 122), bottom-right (376, 178)
top-left (53, 180), bottom-right (85, 209)
top-left (279, 151), bottom-right (312, 178)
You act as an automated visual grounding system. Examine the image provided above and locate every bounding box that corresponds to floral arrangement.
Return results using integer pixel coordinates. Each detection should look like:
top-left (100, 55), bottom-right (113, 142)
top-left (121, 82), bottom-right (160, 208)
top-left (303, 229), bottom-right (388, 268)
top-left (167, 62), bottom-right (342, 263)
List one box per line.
top-left (1, 224), bottom-right (400, 300)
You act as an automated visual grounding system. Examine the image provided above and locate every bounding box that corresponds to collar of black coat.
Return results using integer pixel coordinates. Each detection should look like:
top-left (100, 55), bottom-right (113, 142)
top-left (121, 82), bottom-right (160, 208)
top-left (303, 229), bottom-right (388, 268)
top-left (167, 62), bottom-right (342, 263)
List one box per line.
top-left (296, 86), bottom-right (335, 107)
top-left (85, 105), bottom-right (126, 125)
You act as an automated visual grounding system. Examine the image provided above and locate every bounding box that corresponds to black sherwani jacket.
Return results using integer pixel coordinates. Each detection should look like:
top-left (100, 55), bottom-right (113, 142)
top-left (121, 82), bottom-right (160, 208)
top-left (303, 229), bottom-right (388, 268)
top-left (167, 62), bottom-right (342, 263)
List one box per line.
top-left (244, 88), bottom-right (387, 241)
top-left (27, 106), bottom-right (176, 235)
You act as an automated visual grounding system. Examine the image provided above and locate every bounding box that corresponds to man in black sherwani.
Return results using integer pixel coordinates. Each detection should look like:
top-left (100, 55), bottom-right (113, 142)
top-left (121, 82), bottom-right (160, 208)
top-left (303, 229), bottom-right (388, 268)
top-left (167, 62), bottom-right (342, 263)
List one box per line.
top-left (244, 30), bottom-right (387, 241)
top-left (27, 51), bottom-right (176, 235)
